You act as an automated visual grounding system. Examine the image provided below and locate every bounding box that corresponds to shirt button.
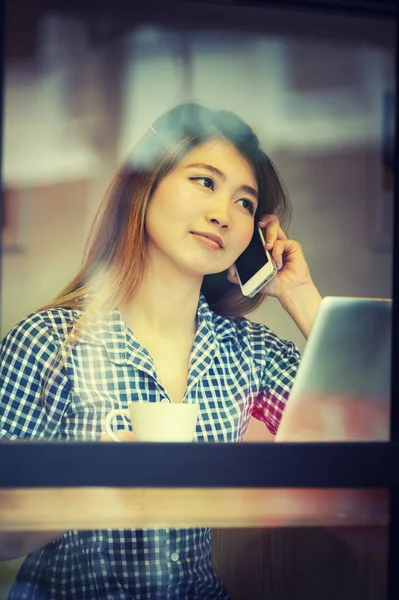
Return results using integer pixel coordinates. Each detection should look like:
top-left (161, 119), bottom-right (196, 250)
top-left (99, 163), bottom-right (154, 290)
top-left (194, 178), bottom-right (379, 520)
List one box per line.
top-left (170, 552), bottom-right (179, 562)
top-left (161, 398), bottom-right (170, 404)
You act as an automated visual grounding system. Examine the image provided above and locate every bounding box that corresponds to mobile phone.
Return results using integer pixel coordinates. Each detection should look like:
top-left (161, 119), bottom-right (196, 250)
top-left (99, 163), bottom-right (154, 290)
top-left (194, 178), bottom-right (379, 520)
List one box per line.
top-left (234, 227), bottom-right (278, 298)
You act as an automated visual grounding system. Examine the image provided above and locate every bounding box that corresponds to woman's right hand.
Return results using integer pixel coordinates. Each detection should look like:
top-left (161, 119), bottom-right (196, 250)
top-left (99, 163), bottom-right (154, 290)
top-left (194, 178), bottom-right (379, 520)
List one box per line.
top-left (100, 430), bottom-right (135, 442)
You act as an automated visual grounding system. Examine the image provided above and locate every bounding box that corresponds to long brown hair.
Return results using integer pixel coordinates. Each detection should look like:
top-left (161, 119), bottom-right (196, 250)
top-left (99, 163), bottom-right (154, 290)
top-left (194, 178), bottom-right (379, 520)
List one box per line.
top-left (39, 102), bottom-right (291, 324)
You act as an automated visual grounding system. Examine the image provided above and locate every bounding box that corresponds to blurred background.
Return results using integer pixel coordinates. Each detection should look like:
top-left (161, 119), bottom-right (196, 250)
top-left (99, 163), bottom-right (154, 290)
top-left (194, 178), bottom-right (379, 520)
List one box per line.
top-left (1, 1), bottom-right (396, 598)
top-left (2, 0), bottom-right (395, 439)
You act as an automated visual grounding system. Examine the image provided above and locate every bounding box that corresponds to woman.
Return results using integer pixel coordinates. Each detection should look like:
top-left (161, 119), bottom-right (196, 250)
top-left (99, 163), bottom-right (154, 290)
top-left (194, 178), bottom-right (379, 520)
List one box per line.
top-left (0, 102), bottom-right (322, 598)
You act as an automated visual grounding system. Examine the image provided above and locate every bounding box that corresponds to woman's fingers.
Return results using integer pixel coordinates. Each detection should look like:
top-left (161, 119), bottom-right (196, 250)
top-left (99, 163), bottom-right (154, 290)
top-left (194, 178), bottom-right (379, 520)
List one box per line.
top-left (271, 239), bottom-right (285, 270)
top-left (271, 238), bottom-right (304, 271)
top-left (100, 429), bottom-right (135, 442)
top-left (258, 215), bottom-right (287, 249)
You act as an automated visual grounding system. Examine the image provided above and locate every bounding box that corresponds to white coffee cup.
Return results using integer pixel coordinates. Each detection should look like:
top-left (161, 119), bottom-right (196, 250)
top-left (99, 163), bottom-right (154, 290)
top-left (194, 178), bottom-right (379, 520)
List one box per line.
top-left (104, 402), bottom-right (199, 442)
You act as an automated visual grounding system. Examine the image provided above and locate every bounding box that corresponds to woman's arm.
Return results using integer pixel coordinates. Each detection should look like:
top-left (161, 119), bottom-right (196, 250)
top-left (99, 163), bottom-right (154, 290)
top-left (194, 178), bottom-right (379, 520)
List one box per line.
top-left (0, 531), bottom-right (65, 561)
top-left (278, 282), bottom-right (322, 340)
top-left (0, 316), bottom-right (74, 561)
top-left (227, 215), bottom-right (323, 339)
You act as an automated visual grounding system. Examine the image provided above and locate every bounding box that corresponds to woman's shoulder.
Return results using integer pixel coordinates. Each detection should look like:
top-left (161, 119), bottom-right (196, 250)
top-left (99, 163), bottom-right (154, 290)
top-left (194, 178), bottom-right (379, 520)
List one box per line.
top-left (213, 311), bottom-right (277, 342)
top-left (214, 312), bottom-right (300, 358)
top-left (1, 306), bottom-right (80, 348)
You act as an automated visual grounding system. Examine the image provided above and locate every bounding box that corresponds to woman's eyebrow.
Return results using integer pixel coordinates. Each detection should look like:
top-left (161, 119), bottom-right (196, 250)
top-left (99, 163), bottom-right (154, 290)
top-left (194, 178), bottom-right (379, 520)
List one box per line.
top-left (185, 162), bottom-right (258, 200)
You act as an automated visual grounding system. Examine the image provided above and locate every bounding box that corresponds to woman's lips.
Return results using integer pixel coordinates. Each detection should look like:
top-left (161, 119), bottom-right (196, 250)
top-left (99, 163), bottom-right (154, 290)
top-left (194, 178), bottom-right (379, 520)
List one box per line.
top-left (191, 232), bottom-right (223, 250)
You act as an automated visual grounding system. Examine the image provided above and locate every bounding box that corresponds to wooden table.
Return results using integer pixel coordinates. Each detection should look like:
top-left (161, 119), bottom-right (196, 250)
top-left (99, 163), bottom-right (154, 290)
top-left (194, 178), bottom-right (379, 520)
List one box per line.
top-left (0, 488), bottom-right (388, 530)
top-left (0, 442), bottom-right (394, 530)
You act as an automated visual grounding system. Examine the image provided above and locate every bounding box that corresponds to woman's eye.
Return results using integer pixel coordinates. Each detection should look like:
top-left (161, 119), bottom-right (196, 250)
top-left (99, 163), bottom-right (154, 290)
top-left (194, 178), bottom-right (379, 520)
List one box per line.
top-left (189, 177), bottom-right (214, 190)
top-left (237, 198), bottom-right (255, 215)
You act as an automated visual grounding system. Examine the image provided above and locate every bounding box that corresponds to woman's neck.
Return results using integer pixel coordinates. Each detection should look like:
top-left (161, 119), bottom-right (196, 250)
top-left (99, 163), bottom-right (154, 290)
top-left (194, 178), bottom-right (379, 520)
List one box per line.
top-left (121, 270), bottom-right (202, 338)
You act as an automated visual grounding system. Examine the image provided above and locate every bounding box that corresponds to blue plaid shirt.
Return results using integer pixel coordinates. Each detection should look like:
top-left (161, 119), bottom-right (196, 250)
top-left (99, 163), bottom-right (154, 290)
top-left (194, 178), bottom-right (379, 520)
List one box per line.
top-left (0, 293), bottom-right (300, 599)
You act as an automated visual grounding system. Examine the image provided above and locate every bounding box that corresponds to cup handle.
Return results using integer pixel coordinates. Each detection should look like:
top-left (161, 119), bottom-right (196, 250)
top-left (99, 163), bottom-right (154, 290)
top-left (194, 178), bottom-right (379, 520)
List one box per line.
top-left (104, 408), bottom-right (130, 442)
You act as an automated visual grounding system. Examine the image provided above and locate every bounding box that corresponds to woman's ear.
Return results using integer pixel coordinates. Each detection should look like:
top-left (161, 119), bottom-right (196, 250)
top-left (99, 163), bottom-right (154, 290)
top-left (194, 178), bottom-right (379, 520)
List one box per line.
top-left (227, 264), bottom-right (239, 285)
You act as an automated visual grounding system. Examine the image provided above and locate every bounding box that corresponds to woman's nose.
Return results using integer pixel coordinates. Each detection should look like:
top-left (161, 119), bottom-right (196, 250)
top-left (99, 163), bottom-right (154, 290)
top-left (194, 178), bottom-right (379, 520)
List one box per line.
top-left (205, 200), bottom-right (231, 229)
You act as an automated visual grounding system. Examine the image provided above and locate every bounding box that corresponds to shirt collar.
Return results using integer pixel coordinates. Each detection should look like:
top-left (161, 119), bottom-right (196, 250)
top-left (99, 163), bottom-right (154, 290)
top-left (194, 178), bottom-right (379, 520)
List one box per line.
top-left (77, 306), bottom-right (128, 364)
top-left (197, 292), bottom-right (238, 344)
top-left (76, 292), bottom-right (238, 365)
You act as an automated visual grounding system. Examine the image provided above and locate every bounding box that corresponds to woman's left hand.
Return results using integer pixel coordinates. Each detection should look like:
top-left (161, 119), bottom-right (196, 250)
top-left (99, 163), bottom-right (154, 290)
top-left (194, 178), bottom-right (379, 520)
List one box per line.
top-left (227, 215), bottom-right (313, 300)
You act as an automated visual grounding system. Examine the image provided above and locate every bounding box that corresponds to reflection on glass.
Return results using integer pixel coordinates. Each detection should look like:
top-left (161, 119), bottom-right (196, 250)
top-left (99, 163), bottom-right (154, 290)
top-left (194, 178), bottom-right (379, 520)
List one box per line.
top-left (0, 487), bottom-right (389, 599)
top-left (0, 4), bottom-right (395, 599)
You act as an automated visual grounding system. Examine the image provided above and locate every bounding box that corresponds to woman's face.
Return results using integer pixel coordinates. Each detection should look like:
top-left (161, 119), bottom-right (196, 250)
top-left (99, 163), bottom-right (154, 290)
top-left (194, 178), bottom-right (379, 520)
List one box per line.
top-left (145, 139), bottom-right (258, 279)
